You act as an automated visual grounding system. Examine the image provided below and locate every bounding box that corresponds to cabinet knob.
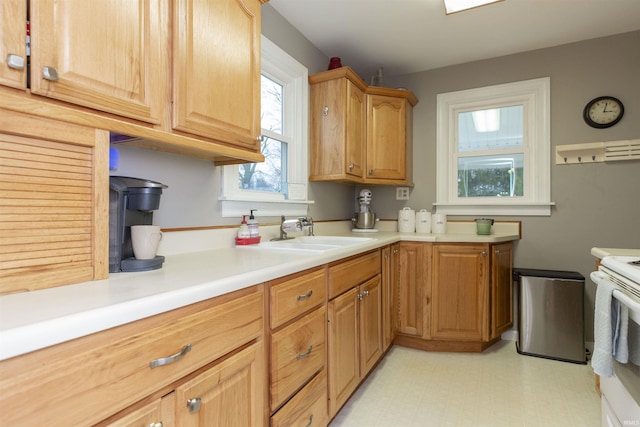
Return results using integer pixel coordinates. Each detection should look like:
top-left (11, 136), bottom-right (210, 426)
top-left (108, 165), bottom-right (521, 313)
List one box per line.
top-left (363, 290), bottom-right (370, 297)
top-left (42, 66), bottom-right (59, 81)
top-left (482, 251), bottom-right (487, 257)
top-left (357, 293), bottom-right (363, 301)
top-left (495, 249), bottom-right (501, 255)
top-left (7, 54), bottom-right (25, 70)
top-left (186, 397), bottom-right (202, 414)
top-left (384, 253), bottom-right (390, 259)
top-left (322, 106), bottom-right (329, 116)
top-left (148, 423), bottom-right (163, 427)
top-left (348, 163), bottom-right (355, 170)
top-left (256, 135), bottom-right (265, 142)
top-left (368, 169), bottom-right (373, 175)
top-left (393, 249), bottom-right (399, 255)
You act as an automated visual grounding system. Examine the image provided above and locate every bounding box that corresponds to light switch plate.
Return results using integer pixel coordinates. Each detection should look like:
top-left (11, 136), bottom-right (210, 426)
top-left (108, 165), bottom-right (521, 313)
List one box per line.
top-left (396, 187), bottom-right (410, 200)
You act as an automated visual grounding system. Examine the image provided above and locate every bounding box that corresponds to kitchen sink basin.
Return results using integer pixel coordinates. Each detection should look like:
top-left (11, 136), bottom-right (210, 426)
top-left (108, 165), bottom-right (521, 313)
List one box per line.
top-left (240, 235), bottom-right (375, 253)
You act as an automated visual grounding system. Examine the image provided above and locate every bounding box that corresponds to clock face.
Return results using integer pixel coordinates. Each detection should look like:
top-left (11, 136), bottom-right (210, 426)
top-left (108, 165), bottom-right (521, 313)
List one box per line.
top-left (583, 96), bottom-right (624, 128)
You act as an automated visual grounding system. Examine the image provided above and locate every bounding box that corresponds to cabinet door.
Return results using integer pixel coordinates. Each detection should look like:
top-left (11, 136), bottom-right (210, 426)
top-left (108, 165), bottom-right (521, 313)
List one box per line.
top-left (174, 341), bottom-right (264, 427)
top-left (30, 0), bottom-right (168, 124)
top-left (491, 242), bottom-right (513, 338)
top-left (345, 79), bottom-right (366, 178)
top-left (327, 287), bottom-right (359, 418)
top-left (397, 242), bottom-right (430, 338)
top-left (431, 244), bottom-right (489, 341)
top-left (104, 393), bottom-right (174, 427)
top-left (366, 94), bottom-right (406, 180)
top-left (0, 0), bottom-right (27, 89)
top-left (173, 0), bottom-right (261, 150)
top-left (359, 276), bottom-right (382, 376)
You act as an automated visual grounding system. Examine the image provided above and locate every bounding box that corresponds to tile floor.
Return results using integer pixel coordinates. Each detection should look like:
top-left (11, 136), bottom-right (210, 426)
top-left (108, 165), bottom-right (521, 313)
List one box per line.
top-left (330, 340), bottom-right (600, 427)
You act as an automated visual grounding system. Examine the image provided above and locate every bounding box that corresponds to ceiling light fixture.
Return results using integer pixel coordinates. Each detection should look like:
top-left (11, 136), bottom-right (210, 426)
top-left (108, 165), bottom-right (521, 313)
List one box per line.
top-left (444, 0), bottom-right (504, 15)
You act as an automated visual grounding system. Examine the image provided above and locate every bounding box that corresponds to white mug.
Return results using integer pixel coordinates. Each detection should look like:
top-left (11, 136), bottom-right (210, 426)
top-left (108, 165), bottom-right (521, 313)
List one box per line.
top-left (131, 225), bottom-right (162, 260)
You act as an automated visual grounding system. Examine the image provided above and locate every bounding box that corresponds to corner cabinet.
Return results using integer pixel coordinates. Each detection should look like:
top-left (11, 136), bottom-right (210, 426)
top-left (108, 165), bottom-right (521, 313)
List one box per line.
top-left (309, 66), bottom-right (417, 186)
top-left (395, 242), bottom-right (513, 353)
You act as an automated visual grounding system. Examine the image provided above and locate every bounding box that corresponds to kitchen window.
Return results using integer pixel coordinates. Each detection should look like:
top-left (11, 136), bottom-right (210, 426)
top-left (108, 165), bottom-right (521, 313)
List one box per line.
top-left (220, 36), bottom-right (311, 217)
top-left (435, 77), bottom-right (552, 216)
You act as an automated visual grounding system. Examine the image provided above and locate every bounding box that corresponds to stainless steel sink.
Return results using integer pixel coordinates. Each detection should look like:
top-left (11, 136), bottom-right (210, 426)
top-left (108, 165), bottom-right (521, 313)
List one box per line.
top-left (240, 235), bottom-right (375, 253)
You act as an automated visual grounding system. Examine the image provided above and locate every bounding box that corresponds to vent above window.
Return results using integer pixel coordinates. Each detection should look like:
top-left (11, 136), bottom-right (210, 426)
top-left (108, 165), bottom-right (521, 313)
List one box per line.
top-left (555, 139), bottom-right (640, 164)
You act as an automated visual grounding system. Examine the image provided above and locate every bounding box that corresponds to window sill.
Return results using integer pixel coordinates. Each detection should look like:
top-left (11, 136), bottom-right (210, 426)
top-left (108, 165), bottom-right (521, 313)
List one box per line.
top-left (433, 202), bottom-right (555, 216)
top-left (220, 198), bottom-right (315, 218)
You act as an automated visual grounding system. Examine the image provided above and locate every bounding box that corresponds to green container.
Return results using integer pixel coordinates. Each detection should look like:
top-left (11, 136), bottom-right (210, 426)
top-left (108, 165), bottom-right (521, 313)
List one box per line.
top-left (475, 218), bottom-right (494, 235)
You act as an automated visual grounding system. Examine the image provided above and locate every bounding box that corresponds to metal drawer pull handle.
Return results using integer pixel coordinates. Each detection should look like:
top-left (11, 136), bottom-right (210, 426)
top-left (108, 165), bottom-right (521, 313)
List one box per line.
top-left (7, 54), bottom-right (25, 70)
top-left (148, 423), bottom-right (163, 427)
top-left (297, 290), bottom-right (313, 301)
top-left (149, 344), bottom-right (192, 368)
top-left (297, 345), bottom-right (313, 360)
top-left (186, 397), bottom-right (201, 414)
top-left (42, 66), bottom-right (59, 81)
top-left (305, 414), bottom-right (314, 427)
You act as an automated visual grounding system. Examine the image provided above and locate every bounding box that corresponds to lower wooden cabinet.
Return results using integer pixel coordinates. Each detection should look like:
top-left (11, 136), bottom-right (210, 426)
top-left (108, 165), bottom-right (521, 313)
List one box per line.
top-left (271, 369), bottom-right (328, 427)
top-left (381, 244), bottom-right (398, 351)
top-left (395, 241), bottom-right (514, 353)
top-left (0, 286), bottom-right (264, 427)
top-left (327, 251), bottom-right (382, 418)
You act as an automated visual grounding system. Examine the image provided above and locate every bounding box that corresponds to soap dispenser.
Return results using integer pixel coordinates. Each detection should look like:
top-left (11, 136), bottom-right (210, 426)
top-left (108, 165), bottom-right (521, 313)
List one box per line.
top-left (237, 215), bottom-right (250, 239)
top-left (248, 209), bottom-right (259, 238)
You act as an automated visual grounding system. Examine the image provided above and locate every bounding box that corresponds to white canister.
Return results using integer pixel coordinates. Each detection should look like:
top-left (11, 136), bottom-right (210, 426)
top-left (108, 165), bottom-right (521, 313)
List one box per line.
top-left (398, 207), bottom-right (415, 233)
top-left (415, 209), bottom-right (432, 233)
top-left (432, 212), bottom-right (447, 234)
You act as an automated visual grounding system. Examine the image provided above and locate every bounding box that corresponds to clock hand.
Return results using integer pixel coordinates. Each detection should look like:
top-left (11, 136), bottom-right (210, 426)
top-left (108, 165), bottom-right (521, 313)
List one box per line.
top-left (603, 102), bottom-right (610, 112)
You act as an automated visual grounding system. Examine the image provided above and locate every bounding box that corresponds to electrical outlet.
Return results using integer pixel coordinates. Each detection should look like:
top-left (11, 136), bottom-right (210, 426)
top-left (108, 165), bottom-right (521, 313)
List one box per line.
top-left (396, 187), bottom-right (410, 200)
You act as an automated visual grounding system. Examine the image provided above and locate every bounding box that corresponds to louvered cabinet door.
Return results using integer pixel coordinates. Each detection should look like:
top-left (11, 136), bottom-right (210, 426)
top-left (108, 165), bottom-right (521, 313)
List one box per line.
top-left (0, 109), bottom-right (109, 294)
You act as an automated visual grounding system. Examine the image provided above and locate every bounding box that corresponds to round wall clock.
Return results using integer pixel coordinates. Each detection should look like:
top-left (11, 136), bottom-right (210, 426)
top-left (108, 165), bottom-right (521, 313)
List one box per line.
top-left (583, 96), bottom-right (624, 128)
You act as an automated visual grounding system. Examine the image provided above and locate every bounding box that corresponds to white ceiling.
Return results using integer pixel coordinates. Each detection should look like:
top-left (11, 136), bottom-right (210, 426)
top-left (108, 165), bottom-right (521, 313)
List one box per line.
top-left (268, 0), bottom-right (640, 79)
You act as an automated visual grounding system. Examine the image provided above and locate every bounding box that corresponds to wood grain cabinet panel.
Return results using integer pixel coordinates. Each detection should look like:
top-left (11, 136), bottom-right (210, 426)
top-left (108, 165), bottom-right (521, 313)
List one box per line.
top-left (0, 0), bottom-right (27, 89)
top-left (270, 267), bottom-right (326, 329)
top-left (0, 110), bottom-right (109, 294)
top-left (270, 306), bottom-right (326, 410)
top-left (328, 250), bottom-right (380, 299)
top-left (491, 242), bottom-right (514, 338)
top-left (271, 369), bottom-right (328, 427)
top-left (30, 0), bottom-right (169, 125)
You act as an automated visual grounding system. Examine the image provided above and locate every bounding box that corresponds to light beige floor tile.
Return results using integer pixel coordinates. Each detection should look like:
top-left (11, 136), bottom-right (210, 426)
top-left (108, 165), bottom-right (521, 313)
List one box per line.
top-left (329, 340), bottom-right (600, 427)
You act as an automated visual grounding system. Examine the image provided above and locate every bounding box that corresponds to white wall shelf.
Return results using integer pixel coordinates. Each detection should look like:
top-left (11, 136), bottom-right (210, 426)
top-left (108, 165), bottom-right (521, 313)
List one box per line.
top-left (556, 139), bottom-right (640, 164)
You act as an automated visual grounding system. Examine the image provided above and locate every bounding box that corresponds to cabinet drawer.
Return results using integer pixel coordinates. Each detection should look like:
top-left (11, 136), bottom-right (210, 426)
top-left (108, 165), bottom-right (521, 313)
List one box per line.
top-left (270, 267), bottom-right (326, 329)
top-left (328, 250), bottom-right (380, 299)
top-left (0, 286), bottom-right (263, 427)
top-left (271, 370), bottom-right (328, 427)
top-left (271, 306), bottom-right (326, 410)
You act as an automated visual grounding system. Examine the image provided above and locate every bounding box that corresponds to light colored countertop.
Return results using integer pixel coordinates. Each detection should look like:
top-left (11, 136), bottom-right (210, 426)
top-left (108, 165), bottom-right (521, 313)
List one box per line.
top-left (591, 247), bottom-right (640, 259)
top-left (0, 221), bottom-right (520, 361)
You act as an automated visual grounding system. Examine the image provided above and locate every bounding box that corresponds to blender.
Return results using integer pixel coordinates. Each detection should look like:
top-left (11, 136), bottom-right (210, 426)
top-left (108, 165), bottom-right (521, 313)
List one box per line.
top-left (352, 189), bottom-right (378, 231)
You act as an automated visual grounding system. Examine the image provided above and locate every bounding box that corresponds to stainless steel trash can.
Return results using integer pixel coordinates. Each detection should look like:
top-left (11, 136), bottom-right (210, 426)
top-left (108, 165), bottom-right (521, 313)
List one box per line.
top-left (514, 268), bottom-right (586, 364)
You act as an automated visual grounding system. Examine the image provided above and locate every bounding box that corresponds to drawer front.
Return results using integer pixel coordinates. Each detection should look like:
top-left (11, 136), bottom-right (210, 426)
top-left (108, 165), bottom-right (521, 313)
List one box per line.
top-left (271, 370), bottom-right (328, 427)
top-left (328, 250), bottom-right (380, 299)
top-left (0, 286), bottom-right (263, 427)
top-left (271, 306), bottom-right (326, 410)
top-left (271, 267), bottom-right (326, 329)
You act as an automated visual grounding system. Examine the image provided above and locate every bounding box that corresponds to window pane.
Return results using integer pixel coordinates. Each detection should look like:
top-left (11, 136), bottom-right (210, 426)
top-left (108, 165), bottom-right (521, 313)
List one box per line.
top-left (239, 137), bottom-right (287, 193)
top-left (457, 154), bottom-right (523, 197)
top-left (458, 105), bottom-right (523, 152)
top-left (261, 75), bottom-right (283, 135)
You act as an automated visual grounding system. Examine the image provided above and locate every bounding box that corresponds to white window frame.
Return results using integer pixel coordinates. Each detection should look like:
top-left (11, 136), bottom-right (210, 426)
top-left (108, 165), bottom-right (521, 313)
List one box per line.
top-left (219, 36), bottom-right (312, 217)
top-left (435, 77), bottom-right (553, 216)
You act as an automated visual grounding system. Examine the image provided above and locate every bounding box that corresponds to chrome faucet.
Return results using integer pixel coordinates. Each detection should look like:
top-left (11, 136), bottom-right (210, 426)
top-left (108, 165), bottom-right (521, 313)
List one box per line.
top-left (272, 215), bottom-right (314, 241)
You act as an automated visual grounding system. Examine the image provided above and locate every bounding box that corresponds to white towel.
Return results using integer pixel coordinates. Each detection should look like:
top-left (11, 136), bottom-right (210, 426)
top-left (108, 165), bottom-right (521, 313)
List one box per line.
top-left (592, 280), bottom-right (616, 377)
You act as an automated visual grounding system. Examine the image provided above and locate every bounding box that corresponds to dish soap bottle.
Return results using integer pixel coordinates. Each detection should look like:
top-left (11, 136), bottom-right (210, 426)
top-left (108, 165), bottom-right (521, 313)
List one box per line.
top-left (248, 209), bottom-right (259, 238)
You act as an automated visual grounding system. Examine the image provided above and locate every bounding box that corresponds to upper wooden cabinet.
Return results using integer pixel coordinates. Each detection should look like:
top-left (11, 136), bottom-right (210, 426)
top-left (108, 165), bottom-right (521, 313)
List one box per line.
top-left (0, 0), bottom-right (267, 164)
top-left (173, 0), bottom-right (261, 151)
top-left (0, 0), bottom-right (26, 89)
top-left (309, 66), bottom-right (417, 186)
top-left (30, 0), bottom-right (169, 125)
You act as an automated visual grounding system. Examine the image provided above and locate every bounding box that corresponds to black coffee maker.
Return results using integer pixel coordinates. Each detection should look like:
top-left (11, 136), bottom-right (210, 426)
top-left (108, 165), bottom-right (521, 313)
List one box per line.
top-left (109, 176), bottom-right (168, 272)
